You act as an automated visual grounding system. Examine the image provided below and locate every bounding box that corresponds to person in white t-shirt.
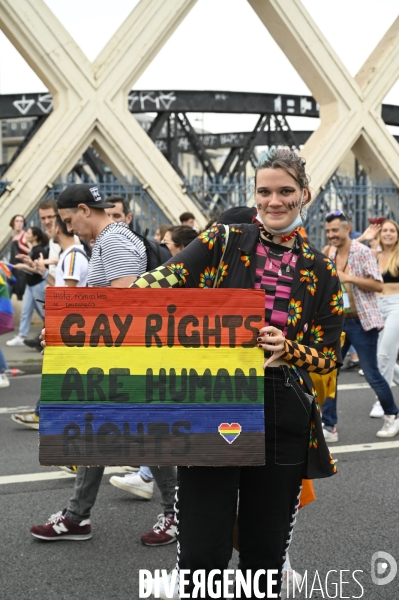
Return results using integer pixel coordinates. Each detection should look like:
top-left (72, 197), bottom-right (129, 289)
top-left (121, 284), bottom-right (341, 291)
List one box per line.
top-left (35, 213), bottom-right (88, 288)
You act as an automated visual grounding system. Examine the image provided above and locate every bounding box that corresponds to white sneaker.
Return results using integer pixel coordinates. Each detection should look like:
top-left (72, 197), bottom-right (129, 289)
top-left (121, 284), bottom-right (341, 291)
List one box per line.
top-left (0, 373), bottom-right (10, 388)
top-left (142, 570), bottom-right (179, 600)
top-left (358, 369), bottom-right (364, 376)
top-left (369, 401), bottom-right (384, 418)
top-left (109, 473), bottom-right (154, 499)
top-left (6, 335), bottom-right (25, 347)
top-left (376, 415), bottom-right (399, 438)
top-left (281, 568), bottom-right (303, 600)
top-left (322, 425), bottom-right (339, 443)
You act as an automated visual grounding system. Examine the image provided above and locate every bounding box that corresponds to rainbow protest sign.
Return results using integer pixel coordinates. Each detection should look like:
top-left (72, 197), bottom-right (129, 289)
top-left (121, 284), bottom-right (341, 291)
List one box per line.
top-left (39, 288), bottom-right (265, 466)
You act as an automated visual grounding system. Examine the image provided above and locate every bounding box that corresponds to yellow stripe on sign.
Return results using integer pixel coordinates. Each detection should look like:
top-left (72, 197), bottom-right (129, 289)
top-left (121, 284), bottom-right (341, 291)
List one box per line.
top-left (43, 345), bottom-right (265, 376)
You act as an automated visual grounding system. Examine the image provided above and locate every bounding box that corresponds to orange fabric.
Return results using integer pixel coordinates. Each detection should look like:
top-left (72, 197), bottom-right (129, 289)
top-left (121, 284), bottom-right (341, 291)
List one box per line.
top-left (298, 479), bottom-right (316, 508)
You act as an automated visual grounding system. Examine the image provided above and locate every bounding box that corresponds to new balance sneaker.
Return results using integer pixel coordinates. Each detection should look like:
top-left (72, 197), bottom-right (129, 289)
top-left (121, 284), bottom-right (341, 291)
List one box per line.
top-left (11, 411), bottom-right (39, 429)
top-left (31, 509), bottom-right (92, 541)
top-left (0, 373), bottom-right (10, 388)
top-left (141, 513), bottom-right (177, 546)
top-left (281, 568), bottom-right (303, 600)
top-left (109, 473), bottom-right (154, 499)
top-left (58, 466), bottom-right (78, 475)
top-left (370, 401), bottom-right (384, 418)
top-left (322, 424), bottom-right (339, 443)
top-left (376, 415), bottom-right (399, 438)
top-left (6, 335), bottom-right (25, 347)
top-left (142, 570), bottom-right (179, 600)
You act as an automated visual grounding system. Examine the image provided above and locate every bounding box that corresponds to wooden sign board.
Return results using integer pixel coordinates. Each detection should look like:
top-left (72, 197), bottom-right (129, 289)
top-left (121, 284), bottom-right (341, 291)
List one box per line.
top-left (39, 288), bottom-right (265, 466)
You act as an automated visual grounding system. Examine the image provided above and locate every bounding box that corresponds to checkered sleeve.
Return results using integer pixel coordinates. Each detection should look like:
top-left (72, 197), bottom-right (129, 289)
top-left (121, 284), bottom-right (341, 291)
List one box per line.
top-left (129, 266), bottom-right (183, 289)
top-left (283, 249), bottom-right (344, 374)
top-left (281, 340), bottom-right (336, 374)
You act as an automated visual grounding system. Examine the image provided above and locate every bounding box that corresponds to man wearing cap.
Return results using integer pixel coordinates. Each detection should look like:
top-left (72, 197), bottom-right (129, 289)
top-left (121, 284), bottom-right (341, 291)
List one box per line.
top-left (30, 184), bottom-right (147, 541)
top-left (323, 211), bottom-right (399, 440)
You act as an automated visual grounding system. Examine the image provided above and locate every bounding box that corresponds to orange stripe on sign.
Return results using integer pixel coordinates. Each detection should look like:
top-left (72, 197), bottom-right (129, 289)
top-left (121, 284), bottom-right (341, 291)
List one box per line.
top-left (45, 288), bottom-right (265, 347)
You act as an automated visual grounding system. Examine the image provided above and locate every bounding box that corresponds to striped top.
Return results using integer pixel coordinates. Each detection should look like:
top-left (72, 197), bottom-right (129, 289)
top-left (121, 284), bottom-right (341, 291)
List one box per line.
top-left (254, 239), bottom-right (299, 336)
top-left (88, 222), bottom-right (147, 287)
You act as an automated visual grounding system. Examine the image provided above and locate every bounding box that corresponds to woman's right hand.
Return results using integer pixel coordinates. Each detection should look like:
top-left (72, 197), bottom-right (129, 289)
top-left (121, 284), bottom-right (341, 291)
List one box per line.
top-left (357, 224), bottom-right (380, 243)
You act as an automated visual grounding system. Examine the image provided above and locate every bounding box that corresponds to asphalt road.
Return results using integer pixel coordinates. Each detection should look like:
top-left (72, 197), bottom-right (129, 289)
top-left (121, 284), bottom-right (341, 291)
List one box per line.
top-left (0, 371), bottom-right (398, 600)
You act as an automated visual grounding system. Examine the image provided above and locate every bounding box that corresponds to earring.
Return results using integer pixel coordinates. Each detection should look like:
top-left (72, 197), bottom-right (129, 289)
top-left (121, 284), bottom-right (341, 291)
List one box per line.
top-left (300, 205), bottom-right (308, 221)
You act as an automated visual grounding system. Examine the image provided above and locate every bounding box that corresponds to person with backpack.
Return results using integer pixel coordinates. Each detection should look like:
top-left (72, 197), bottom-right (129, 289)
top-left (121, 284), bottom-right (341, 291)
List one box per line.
top-left (30, 184), bottom-right (148, 540)
top-left (104, 195), bottom-right (172, 269)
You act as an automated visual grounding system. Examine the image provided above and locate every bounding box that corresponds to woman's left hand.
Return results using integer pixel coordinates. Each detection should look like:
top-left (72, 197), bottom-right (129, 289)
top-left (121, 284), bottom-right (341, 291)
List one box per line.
top-left (257, 326), bottom-right (286, 368)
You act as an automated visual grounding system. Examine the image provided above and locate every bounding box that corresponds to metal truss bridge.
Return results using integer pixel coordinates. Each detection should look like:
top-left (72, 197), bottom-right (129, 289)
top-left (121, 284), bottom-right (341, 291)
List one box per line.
top-left (2, 90), bottom-right (399, 182)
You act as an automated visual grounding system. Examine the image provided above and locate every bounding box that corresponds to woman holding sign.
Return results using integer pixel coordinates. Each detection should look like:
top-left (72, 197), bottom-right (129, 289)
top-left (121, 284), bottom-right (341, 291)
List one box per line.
top-left (132, 147), bottom-right (343, 598)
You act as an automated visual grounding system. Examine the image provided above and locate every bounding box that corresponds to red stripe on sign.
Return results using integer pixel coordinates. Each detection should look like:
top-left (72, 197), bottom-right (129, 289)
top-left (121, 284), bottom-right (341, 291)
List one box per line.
top-left (45, 288), bottom-right (265, 347)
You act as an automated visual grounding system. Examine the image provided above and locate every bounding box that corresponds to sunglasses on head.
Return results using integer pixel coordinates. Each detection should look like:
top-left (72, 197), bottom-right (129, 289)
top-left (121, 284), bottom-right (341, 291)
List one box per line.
top-left (326, 210), bottom-right (349, 221)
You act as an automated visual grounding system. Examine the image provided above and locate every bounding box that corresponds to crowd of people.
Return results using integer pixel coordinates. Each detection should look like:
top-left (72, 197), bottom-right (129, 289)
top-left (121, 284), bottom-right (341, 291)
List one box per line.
top-left (1, 147), bottom-right (399, 599)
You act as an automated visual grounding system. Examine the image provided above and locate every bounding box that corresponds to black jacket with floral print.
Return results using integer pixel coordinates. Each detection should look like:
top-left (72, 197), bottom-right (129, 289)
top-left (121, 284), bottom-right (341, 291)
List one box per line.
top-left (132, 223), bottom-right (344, 478)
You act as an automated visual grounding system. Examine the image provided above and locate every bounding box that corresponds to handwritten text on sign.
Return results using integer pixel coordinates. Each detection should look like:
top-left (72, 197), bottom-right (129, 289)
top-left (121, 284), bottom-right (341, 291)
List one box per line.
top-left (40, 288), bottom-right (265, 466)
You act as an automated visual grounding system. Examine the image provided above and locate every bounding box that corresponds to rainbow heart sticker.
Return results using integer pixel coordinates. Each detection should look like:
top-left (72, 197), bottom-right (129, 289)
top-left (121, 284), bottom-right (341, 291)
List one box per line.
top-left (218, 423), bottom-right (242, 444)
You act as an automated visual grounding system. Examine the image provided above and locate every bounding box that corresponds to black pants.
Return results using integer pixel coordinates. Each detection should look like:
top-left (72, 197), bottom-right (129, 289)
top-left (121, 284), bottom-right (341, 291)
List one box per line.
top-left (177, 366), bottom-right (311, 599)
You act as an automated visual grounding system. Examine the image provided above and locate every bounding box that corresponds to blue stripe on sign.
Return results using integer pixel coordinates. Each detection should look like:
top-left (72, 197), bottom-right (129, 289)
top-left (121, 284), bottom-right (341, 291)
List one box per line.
top-left (39, 404), bottom-right (264, 435)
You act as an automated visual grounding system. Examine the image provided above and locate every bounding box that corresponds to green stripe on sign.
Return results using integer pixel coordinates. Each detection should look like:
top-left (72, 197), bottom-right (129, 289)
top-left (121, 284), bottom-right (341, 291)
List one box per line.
top-left (40, 369), bottom-right (263, 405)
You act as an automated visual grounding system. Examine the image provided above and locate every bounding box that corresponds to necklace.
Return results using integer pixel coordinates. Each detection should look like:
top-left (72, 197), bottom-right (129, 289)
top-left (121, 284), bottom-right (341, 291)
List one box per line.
top-left (257, 222), bottom-right (298, 243)
top-left (259, 235), bottom-right (297, 276)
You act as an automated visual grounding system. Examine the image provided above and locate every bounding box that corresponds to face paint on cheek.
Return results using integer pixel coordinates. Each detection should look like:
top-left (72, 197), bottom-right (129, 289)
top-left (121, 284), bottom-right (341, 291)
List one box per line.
top-left (257, 203), bottom-right (262, 210)
top-left (287, 199), bottom-right (300, 211)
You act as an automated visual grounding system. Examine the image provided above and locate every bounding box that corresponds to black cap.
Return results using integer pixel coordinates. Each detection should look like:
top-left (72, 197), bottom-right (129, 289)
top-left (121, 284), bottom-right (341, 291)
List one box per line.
top-left (57, 184), bottom-right (115, 209)
top-left (218, 206), bottom-right (257, 225)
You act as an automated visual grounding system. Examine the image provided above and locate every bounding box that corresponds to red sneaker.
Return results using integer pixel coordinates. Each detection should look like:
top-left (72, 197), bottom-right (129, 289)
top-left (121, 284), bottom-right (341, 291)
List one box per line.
top-left (30, 509), bottom-right (92, 541)
top-left (140, 513), bottom-right (177, 546)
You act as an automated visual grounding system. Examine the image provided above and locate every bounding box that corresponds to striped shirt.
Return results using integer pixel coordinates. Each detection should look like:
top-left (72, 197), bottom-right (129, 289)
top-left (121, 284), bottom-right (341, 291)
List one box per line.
top-left (88, 222), bottom-right (147, 287)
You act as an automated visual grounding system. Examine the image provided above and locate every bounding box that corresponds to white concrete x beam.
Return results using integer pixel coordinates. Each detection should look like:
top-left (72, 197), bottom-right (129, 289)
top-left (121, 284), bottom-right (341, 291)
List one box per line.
top-left (0, 0), bottom-right (202, 245)
top-left (248, 0), bottom-right (399, 195)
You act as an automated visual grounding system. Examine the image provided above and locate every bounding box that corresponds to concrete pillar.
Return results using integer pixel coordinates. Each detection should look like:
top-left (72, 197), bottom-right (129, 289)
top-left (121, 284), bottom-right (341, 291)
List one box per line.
top-left (247, 0), bottom-right (399, 195)
top-left (0, 0), bottom-right (203, 249)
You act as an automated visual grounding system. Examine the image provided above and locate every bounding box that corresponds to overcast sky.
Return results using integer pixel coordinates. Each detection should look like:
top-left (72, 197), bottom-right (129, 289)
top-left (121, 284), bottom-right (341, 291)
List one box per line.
top-left (0, 0), bottom-right (398, 134)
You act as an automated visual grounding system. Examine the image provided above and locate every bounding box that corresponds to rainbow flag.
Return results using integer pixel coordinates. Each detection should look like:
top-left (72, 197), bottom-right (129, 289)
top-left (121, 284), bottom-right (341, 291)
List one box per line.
top-left (40, 288), bottom-right (265, 467)
top-left (0, 261), bottom-right (16, 283)
top-left (0, 273), bottom-right (14, 334)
